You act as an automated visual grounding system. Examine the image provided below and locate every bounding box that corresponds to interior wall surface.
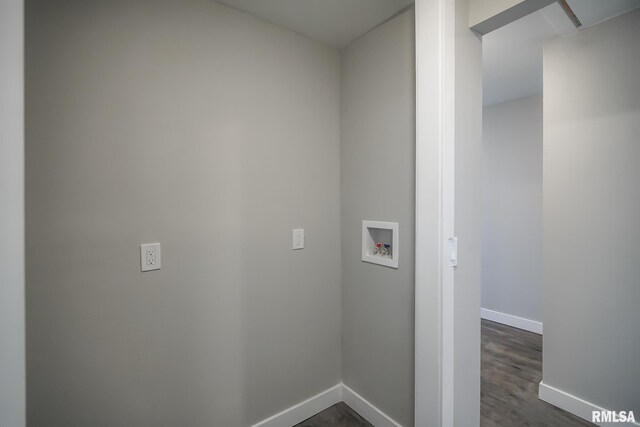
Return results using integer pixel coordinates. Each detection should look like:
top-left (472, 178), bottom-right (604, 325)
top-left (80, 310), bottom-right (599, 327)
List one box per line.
top-left (26, 0), bottom-right (342, 425)
top-left (543, 8), bottom-right (640, 415)
top-left (340, 8), bottom-right (416, 427)
top-left (482, 94), bottom-right (543, 323)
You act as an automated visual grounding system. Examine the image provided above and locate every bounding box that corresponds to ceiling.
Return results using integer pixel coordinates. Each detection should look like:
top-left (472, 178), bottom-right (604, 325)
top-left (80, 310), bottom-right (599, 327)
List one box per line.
top-left (215, 0), bottom-right (414, 49)
top-left (483, 0), bottom-right (640, 106)
top-left (215, 0), bottom-right (639, 104)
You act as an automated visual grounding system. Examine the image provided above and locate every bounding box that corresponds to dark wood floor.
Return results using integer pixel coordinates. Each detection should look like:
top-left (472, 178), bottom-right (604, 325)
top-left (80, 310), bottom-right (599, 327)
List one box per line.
top-left (482, 319), bottom-right (593, 426)
top-left (295, 320), bottom-right (594, 426)
top-left (294, 402), bottom-right (372, 427)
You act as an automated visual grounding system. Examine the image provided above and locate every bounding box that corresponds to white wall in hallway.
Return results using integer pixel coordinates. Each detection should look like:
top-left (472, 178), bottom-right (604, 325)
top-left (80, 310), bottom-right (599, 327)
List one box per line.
top-left (482, 94), bottom-right (543, 324)
top-left (543, 7), bottom-right (640, 416)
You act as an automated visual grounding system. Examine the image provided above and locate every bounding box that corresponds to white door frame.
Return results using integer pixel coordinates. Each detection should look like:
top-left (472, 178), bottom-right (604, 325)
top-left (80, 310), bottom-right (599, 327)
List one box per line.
top-left (0, 0), bottom-right (26, 426)
top-left (414, 0), bottom-right (456, 425)
top-left (415, 1), bottom-right (556, 425)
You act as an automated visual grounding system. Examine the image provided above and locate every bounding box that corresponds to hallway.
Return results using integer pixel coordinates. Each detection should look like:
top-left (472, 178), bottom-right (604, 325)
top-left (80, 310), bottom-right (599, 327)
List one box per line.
top-left (481, 320), bottom-right (593, 426)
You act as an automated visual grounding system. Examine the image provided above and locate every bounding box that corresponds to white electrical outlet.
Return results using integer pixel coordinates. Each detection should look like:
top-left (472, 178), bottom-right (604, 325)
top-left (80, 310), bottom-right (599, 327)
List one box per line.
top-left (292, 229), bottom-right (304, 250)
top-left (140, 243), bottom-right (161, 272)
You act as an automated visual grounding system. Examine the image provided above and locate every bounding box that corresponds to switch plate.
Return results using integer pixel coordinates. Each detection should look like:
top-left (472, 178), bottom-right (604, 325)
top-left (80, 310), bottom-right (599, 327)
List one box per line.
top-left (140, 243), bottom-right (161, 272)
top-left (292, 229), bottom-right (304, 250)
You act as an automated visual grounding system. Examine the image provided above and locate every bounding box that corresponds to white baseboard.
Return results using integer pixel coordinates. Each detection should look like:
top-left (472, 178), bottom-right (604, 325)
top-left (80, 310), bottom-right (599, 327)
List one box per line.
top-left (481, 308), bottom-right (543, 335)
top-left (539, 381), bottom-right (639, 426)
top-left (342, 384), bottom-right (402, 427)
top-left (251, 384), bottom-right (342, 427)
top-left (251, 383), bottom-right (402, 427)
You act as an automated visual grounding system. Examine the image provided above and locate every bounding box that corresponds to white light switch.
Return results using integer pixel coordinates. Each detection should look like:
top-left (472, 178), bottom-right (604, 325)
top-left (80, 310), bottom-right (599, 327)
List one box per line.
top-left (292, 229), bottom-right (304, 250)
top-left (140, 243), bottom-right (161, 272)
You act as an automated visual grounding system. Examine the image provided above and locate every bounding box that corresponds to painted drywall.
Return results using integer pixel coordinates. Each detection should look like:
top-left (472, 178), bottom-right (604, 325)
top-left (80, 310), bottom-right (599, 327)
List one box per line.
top-left (25, 0), bottom-right (341, 425)
top-left (340, 8), bottom-right (415, 427)
top-left (414, 0), bottom-right (445, 423)
top-left (453, 0), bottom-right (483, 424)
top-left (0, 0), bottom-right (26, 426)
top-left (543, 8), bottom-right (640, 414)
top-left (482, 94), bottom-right (542, 323)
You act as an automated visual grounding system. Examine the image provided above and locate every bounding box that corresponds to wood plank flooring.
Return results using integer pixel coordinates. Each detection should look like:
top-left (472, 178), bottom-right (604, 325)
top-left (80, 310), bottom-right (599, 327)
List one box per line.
top-left (294, 402), bottom-right (373, 427)
top-left (482, 319), bottom-right (593, 426)
top-left (295, 320), bottom-right (594, 426)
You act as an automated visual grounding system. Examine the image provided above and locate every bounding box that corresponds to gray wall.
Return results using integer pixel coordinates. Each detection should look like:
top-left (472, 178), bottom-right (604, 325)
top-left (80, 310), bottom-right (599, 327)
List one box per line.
top-left (1, 0), bottom-right (26, 426)
top-left (25, 0), bottom-right (341, 425)
top-left (482, 94), bottom-right (542, 322)
top-left (543, 8), bottom-right (640, 413)
top-left (340, 9), bottom-right (415, 427)
top-left (453, 0), bottom-right (483, 423)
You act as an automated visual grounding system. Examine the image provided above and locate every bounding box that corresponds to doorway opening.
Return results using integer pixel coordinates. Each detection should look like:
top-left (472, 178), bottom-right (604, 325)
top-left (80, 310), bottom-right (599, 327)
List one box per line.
top-left (479, 1), bottom-right (640, 425)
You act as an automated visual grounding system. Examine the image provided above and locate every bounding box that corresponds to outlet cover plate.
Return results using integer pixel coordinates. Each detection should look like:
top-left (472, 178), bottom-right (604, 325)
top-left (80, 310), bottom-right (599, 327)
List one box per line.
top-left (140, 243), bottom-right (161, 272)
top-left (292, 229), bottom-right (304, 250)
